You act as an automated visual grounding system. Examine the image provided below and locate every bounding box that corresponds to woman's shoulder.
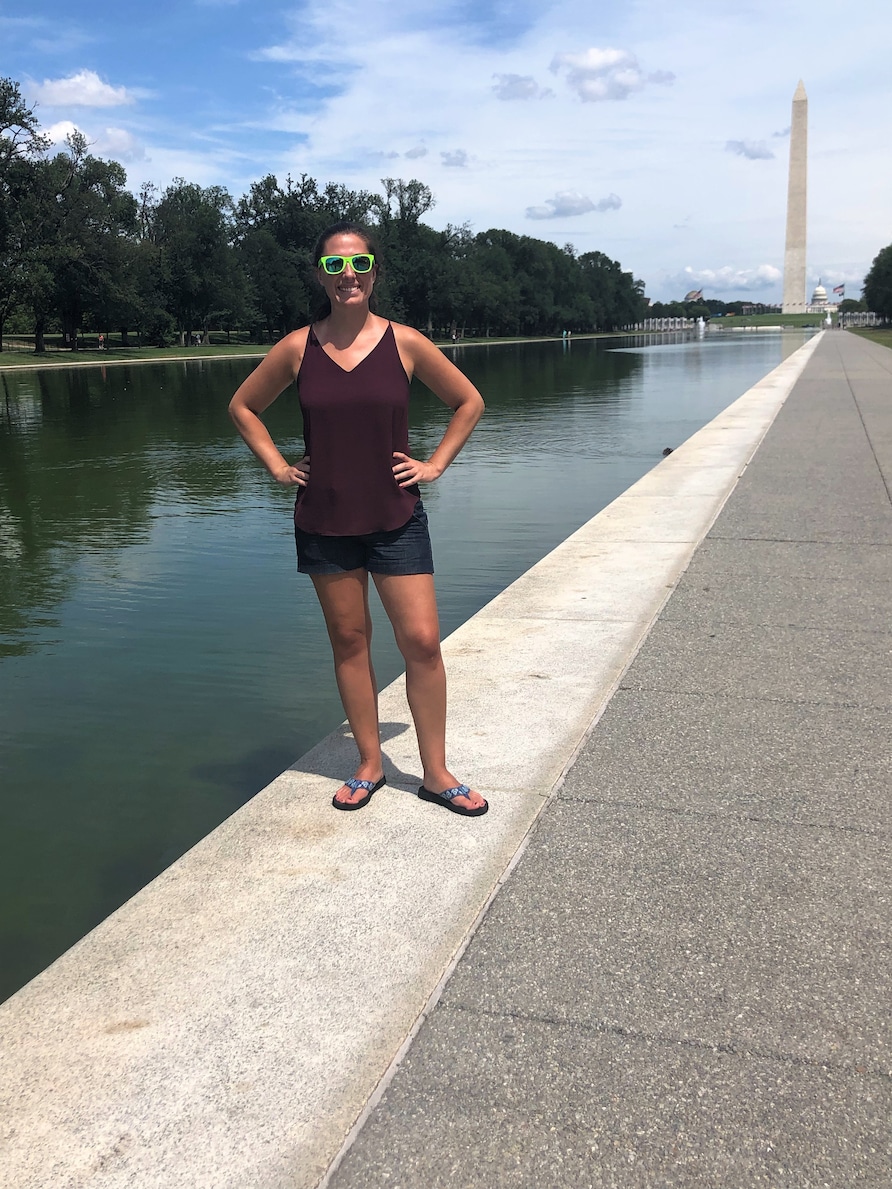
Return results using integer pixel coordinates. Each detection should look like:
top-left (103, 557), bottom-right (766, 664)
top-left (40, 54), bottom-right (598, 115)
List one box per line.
top-left (391, 322), bottom-right (444, 358)
top-left (271, 323), bottom-right (312, 366)
top-left (248, 324), bottom-right (312, 389)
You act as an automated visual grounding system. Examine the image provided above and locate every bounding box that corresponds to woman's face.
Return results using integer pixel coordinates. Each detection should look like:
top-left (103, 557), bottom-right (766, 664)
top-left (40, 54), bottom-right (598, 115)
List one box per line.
top-left (316, 232), bottom-right (377, 312)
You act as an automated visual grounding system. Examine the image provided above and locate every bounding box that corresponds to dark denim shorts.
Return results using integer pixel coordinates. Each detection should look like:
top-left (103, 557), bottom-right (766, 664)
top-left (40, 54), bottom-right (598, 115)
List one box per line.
top-left (295, 500), bottom-right (434, 576)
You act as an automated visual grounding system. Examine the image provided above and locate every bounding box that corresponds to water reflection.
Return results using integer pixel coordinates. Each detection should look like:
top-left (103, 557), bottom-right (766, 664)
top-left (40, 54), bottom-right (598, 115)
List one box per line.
top-left (0, 331), bottom-right (813, 1000)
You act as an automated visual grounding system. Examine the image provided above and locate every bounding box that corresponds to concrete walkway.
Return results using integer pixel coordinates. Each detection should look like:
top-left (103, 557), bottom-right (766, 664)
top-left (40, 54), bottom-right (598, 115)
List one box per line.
top-left (1, 331), bottom-right (887, 1188)
top-left (326, 330), bottom-right (892, 1187)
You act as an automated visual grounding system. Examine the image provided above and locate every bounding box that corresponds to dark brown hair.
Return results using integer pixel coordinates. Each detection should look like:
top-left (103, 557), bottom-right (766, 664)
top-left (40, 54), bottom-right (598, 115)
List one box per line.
top-left (311, 220), bottom-right (380, 268)
top-left (309, 221), bottom-right (383, 322)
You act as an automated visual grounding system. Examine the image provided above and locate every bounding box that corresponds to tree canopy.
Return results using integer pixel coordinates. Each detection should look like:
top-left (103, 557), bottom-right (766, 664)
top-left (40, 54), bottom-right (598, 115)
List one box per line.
top-left (0, 74), bottom-right (647, 352)
top-left (863, 244), bottom-right (892, 320)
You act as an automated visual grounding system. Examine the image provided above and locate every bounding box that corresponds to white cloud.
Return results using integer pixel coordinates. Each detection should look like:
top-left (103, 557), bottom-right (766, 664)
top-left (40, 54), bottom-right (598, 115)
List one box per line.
top-left (404, 144), bottom-right (428, 159)
top-left (726, 139), bottom-right (774, 160)
top-left (45, 120), bottom-right (80, 146)
top-left (492, 73), bottom-right (539, 100)
top-left (526, 191), bottom-right (622, 219)
top-left (441, 149), bottom-right (469, 168)
top-left (773, 126), bottom-right (791, 138)
top-left (29, 69), bottom-right (135, 108)
top-left (674, 264), bottom-right (783, 293)
top-left (251, 44), bottom-right (305, 63)
top-left (44, 119), bottom-right (147, 163)
top-left (95, 127), bottom-right (148, 162)
top-left (550, 47), bottom-right (674, 102)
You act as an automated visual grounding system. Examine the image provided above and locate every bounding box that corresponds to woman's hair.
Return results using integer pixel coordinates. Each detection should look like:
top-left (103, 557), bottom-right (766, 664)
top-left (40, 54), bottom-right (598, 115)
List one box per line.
top-left (309, 221), bottom-right (382, 322)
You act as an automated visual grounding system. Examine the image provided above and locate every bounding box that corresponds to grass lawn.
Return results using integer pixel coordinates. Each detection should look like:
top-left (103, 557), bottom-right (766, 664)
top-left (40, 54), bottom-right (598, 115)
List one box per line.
top-left (710, 313), bottom-right (827, 329)
top-left (0, 341), bottom-right (269, 369)
top-left (848, 327), bottom-right (892, 350)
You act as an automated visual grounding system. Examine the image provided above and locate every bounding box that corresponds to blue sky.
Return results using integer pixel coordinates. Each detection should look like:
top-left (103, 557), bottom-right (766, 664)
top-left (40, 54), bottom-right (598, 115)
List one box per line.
top-left (3, 0), bottom-right (890, 301)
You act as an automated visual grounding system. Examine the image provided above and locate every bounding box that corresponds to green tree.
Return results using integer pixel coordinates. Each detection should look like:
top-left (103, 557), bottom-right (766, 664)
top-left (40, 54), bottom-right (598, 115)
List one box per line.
top-left (578, 250), bottom-right (646, 331)
top-left (154, 179), bottom-right (238, 344)
top-left (15, 145), bottom-right (83, 352)
top-left (467, 231), bottom-right (522, 336)
top-left (0, 78), bottom-right (51, 349)
top-left (372, 178), bottom-right (438, 325)
top-left (863, 246), bottom-right (892, 319)
top-left (51, 132), bottom-right (138, 349)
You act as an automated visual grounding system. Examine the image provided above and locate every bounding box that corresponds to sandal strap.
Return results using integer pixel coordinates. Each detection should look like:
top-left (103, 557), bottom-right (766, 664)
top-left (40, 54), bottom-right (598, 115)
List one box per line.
top-left (439, 784), bottom-right (471, 801)
top-left (345, 778), bottom-right (375, 792)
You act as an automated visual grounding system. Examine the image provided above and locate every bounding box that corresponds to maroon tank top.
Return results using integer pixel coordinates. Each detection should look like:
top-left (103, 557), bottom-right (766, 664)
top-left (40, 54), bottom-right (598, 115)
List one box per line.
top-left (294, 323), bottom-right (420, 535)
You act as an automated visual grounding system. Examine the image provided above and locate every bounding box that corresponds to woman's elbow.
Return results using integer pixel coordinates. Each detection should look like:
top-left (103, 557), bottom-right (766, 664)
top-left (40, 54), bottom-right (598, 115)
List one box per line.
top-left (228, 392), bottom-right (251, 425)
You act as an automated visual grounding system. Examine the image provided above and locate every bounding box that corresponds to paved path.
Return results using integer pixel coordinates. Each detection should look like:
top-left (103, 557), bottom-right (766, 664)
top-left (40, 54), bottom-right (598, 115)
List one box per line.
top-left (326, 330), bottom-right (892, 1187)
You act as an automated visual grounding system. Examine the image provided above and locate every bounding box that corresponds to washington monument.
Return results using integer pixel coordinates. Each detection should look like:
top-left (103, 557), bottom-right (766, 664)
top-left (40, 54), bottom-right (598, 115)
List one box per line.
top-left (782, 80), bottom-right (808, 313)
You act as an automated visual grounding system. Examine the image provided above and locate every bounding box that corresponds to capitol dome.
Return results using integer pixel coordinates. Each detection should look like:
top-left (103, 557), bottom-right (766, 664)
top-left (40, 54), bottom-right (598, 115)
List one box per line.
top-left (810, 282), bottom-right (828, 308)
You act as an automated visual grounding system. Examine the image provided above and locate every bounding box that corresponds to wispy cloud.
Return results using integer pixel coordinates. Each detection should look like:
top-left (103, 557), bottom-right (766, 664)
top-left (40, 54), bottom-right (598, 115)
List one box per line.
top-left (492, 73), bottom-right (552, 100)
top-left (95, 127), bottom-right (148, 162)
top-left (526, 191), bottom-right (621, 219)
top-left (726, 139), bottom-right (774, 160)
top-left (28, 69), bottom-right (135, 109)
top-left (405, 144), bottom-right (428, 159)
top-left (673, 264), bottom-right (782, 293)
top-left (550, 47), bottom-right (674, 102)
top-left (441, 149), bottom-right (469, 168)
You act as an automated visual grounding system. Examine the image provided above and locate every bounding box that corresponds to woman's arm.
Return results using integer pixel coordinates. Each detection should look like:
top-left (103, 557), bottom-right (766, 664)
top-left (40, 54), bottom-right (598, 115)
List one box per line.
top-left (228, 330), bottom-right (309, 487)
top-left (392, 326), bottom-right (484, 487)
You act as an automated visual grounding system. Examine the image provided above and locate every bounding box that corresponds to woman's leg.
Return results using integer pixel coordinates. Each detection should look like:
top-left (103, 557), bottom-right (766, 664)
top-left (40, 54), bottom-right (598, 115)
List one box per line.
top-left (373, 573), bottom-right (485, 812)
top-left (312, 570), bottom-right (383, 805)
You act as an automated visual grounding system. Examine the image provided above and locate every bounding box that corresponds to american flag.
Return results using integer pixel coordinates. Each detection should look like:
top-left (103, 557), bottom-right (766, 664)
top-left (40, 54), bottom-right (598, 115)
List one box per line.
top-left (833, 284), bottom-right (845, 296)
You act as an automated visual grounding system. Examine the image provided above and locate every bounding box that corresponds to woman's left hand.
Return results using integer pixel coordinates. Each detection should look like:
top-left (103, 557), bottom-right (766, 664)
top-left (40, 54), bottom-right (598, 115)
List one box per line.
top-left (392, 451), bottom-right (442, 487)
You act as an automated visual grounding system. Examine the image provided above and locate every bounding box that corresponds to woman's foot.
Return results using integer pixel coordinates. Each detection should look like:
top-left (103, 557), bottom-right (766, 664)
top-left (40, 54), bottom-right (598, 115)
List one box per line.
top-left (332, 766), bottom-right (386, 809)
top-left (419, 774), bottom-right (487, 816)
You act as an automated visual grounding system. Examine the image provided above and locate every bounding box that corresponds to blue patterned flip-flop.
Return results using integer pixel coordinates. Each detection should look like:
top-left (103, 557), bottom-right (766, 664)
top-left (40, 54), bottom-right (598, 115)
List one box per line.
top-left (332, 776), bottom-right (385, 811)
top-left (418, 784), bottom-right (488, 817)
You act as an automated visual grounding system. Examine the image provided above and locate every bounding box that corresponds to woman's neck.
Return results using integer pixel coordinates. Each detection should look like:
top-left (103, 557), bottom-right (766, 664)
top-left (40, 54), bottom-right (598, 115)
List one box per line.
top-left (320, 306), bottom-right (378, 347)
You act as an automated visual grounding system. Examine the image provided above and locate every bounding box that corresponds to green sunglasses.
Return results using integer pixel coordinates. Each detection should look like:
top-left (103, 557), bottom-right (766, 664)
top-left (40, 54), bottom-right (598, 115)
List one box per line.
top-left (318, 253), bottom-right (376, 275)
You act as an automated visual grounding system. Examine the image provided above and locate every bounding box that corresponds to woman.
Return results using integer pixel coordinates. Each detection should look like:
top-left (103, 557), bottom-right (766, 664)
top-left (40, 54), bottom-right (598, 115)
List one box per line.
top-left (229, 221), bottom-right (487, 816)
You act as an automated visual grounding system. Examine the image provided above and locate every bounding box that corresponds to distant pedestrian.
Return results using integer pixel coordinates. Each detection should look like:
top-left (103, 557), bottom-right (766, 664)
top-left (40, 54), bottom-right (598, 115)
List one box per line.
top-left (229, 221), bottom-right (488, 816)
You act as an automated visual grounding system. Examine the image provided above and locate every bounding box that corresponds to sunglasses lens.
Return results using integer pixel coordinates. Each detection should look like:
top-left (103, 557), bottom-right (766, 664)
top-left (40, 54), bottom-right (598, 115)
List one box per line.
top-left (322, 256), bottom-right (345, 274)
top-left (352, 254), bottom-right (373, 273)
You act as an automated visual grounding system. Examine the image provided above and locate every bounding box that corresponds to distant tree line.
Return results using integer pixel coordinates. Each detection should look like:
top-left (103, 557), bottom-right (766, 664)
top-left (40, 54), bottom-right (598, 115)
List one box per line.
top-left (0, 77), bottom-right (647, 353)
top-left (648, 299), bottom-right (779, 319)
top-left (863, 245), bottom-right (892, 321)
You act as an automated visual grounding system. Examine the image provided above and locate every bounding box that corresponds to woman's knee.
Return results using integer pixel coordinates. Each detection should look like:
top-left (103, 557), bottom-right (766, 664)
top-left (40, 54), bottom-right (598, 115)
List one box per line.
top-left (397, 626), bottom-right (441, 666)
top-left (328, 621), bottom-right (371, 662)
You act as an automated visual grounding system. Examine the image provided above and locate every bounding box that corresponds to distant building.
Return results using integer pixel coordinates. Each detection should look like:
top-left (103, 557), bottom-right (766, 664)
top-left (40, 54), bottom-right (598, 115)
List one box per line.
top-left (808, 281), bottom-right (837, 314)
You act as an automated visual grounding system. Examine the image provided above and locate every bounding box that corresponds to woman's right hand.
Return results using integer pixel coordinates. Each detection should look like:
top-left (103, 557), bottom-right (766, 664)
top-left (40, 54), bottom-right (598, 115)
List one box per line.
top-left (274, 456), bottom-right (310, 487)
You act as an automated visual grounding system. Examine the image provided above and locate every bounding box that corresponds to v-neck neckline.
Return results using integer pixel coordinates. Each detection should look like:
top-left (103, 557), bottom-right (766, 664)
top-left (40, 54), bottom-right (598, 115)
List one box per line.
top-left (312, 322), bottom-right (391, 374)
